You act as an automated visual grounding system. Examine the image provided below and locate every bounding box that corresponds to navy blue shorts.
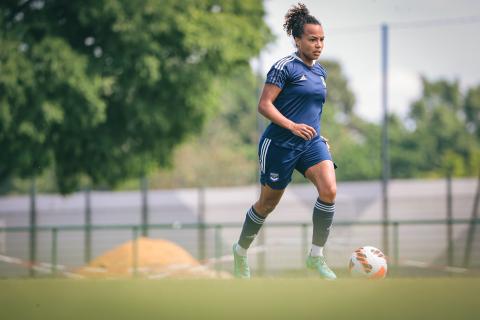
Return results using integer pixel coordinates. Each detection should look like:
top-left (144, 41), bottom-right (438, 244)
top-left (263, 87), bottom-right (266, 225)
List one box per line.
top-left (258, 136), bottom-right (333, 190)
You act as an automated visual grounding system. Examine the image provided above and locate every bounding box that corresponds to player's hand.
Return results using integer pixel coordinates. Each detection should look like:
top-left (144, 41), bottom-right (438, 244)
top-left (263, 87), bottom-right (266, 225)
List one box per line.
top-left (290, 123), bottom-right (317, 140)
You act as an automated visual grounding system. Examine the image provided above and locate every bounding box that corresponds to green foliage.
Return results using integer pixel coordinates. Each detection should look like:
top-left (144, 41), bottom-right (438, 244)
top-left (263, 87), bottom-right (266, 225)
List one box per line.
top-left (464, 84), bottom-right (480, 139)
top-left (390, 77), bottom-right (479, 178)
top-left (147, 65), bottom-right (260, 188)
top-left (148, 59), bottom-right (382, 188)
top-left (0, 0), bottom-right (273, 193)
top-left (2, 0), bottom-right (478, 194)
top-left (318, 61), bottom-right (381, 181)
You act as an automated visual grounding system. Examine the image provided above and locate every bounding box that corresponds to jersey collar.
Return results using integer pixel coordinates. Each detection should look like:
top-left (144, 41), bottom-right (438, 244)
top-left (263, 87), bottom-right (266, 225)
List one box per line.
top-left (291, 52), bottom-right (316, 68)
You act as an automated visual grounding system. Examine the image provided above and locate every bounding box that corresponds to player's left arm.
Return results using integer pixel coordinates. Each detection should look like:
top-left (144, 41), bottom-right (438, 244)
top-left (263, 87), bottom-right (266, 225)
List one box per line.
top-left (258, 84), bottom-right (317, 140)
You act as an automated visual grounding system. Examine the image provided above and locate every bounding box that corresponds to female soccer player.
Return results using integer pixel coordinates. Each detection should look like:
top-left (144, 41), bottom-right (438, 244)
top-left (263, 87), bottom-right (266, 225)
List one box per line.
top-left (233, 3), bottom-right (337, 279)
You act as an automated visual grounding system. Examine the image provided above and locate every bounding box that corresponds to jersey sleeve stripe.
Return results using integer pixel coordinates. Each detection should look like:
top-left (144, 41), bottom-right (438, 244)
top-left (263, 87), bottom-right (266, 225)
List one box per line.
top-left (276, 56), bottom-right (294, 70)
top-left (274, 57), bottom-right (294, 82)
top-left (269, 68), bottom-right (282, 85)
top-left (272, 57), bottom-right (294, 85)
top-left (274, 56), bottom-right (291, 69)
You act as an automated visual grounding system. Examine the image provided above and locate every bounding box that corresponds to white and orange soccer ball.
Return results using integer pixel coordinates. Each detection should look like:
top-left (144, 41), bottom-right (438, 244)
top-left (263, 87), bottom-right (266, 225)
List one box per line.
top-left (349, 246), bottom-right (387, 279)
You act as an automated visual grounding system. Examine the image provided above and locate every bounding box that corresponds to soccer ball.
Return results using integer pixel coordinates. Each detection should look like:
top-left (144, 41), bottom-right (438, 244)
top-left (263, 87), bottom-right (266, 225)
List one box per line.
top-left (349, 246), bottom-right (387, 279)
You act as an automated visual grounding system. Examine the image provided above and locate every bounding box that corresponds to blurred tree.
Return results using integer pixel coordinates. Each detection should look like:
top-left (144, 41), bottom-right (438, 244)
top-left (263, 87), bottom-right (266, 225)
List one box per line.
top-left (0, 0), bottom-right (273, 193)
top-left (318, 60), bottom-right (381, 181)
top-left (390, 77), bottom-right (479, 177)
top-left (148, 65), bottom-right (260, 188)
top-left (130, 73), bottom-right (480, 187)
top-left (464, 84), bottom-right (480, 139)
top-left (147, 58), bottom-right (382, 188)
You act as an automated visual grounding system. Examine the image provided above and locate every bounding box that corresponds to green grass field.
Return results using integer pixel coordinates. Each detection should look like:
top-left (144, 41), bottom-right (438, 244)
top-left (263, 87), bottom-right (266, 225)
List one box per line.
top-left (1, 278), bottom-right (479, 320)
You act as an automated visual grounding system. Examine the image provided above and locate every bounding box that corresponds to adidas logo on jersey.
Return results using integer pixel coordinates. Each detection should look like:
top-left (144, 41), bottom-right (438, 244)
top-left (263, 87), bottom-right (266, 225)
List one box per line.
top-left (299, 74), bottom-right (307, 81)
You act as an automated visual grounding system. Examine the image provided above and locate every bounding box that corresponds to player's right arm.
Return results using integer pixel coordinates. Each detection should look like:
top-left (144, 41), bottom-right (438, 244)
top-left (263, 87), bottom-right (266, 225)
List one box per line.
top-left (258, 83), bottom-right (317, 140)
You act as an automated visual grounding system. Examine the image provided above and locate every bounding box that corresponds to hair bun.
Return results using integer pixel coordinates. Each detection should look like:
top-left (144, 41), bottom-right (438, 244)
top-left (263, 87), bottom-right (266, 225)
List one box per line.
top-left (283, 3), bottom-right (319, 38)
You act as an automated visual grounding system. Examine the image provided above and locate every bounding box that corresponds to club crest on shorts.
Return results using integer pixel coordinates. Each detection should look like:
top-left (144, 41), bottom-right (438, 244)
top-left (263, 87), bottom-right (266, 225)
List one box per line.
top-left (270, 172), bottom-right (280, 182)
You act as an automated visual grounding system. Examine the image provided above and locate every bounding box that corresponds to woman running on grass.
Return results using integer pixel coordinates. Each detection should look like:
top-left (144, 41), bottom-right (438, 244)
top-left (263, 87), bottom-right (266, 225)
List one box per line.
top-left (233, 3), bottom-right (337, 279)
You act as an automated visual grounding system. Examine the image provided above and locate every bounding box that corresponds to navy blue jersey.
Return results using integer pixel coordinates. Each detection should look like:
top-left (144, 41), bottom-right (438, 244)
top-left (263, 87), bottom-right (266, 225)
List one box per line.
top-left (263, 53), bottom-right (327, 150)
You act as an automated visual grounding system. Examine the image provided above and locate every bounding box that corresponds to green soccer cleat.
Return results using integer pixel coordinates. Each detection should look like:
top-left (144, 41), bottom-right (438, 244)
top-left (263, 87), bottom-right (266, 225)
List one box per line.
top-left (306, 255), bottom-right (337, 280)
top-left (232, 244), bottom-right (251, 279)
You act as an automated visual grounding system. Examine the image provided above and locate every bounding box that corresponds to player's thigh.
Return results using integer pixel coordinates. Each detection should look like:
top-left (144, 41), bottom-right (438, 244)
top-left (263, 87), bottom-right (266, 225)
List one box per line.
top-left (305, 160), bottom-right (336, 197)
top-left (297, 138), bottom-right (336, 199)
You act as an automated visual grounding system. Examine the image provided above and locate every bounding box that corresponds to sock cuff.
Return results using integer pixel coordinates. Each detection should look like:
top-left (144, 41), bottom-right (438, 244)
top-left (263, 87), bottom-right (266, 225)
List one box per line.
top-left (316, 198), bottom-right (335, 206)
top-left (315, 199), bottom-right (335, 213)
top-left (247, 206), bottom-right (265, 224)
top-left (310, 244), bottom-right (324, 257)
top-left (235, 243), bottom-right (247, 256)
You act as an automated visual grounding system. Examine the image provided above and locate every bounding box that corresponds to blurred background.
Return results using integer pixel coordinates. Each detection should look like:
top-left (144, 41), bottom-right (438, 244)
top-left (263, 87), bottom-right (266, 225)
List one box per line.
top-left (0, 0), bottom-right (479, 278)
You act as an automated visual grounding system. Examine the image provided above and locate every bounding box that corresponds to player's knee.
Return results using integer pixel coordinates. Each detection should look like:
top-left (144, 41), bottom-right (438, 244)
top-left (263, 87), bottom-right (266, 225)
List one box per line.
top-left (319, 185), bottom-right (336, 203)
top-left (263, 202), bottom-right (277, 215)
top-left (256, 199), bottom-right (279, 216)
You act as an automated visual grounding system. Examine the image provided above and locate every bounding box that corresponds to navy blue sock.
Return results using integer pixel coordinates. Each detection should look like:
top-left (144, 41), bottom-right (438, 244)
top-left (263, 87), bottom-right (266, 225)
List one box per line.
top-left (238, 206), bottom-right (265, 249)
top-left (312, 198), bottom-right (335, 246)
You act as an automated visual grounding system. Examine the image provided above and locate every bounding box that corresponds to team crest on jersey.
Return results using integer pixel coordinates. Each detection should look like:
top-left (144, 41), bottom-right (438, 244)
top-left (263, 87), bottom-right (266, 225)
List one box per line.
top-left (270, 172), bottom-right (280, 182)
top-left (320, 76), bottom-right (326, 87)
top-left (299, 74), bottom-right (307, 81)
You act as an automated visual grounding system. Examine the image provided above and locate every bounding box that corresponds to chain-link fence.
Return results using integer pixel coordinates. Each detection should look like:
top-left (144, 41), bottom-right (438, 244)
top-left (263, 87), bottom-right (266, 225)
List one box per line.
top-left (1, 218), bottom-right (479, 278)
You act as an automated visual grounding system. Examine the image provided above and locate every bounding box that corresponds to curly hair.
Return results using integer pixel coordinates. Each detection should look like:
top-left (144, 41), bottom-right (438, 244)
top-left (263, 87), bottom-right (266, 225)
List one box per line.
top-left (283, 3), bottom-right (320, 38)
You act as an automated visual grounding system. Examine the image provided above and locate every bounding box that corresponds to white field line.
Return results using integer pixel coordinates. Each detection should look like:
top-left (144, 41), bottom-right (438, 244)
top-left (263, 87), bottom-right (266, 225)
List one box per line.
top-left (0, 253), bottom-right (84, 278)
top-left (147, 264), bottom-right (211, 279)
top-left (202, 245), bottom-right (267, 265)
top-left (402, 259), bottom-right (468, 273)
top-left (147, 246), bottom-right (267, 279)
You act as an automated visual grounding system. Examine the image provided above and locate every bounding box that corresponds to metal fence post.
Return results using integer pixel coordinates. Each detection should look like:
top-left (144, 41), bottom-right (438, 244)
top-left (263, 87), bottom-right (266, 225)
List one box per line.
top-left (446, 170), bottom-right (453, 266)
top-left (301, 223), bottom-right (308, 263)
top-left (29, 177), bottom-right (37, 278)
top-left (84, 186), bottom-right (92, 264)
top-left (51, 227), bottom-right (58, 276)
top-left (141, 177), bottom-right (149, 237)
top-left (214, 225), bottom-right (222, 273)
top-left (132, 226), bottom-right (139, 278)
top-left (393, 222), bottom-right (399, 268)
top-left (464, 170), bottom-right (480, 268)
top-left (198, 187), bottom-right (206, 262)
top-left (381, 23), bottom-right (390, 258)
top-left (257, 228), bottom-right (266, 276)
